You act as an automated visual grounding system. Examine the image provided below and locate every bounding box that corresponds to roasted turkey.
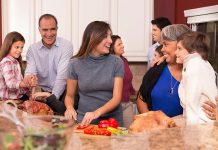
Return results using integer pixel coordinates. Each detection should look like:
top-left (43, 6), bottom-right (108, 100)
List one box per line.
top-left (129, 111), bottom-right (176, 132)
top-left (19, 100), bottom-right (53, 115)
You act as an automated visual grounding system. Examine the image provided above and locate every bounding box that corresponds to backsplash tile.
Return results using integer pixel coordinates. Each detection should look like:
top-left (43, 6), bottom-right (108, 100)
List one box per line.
top-left (129, 62), bottom-right (147, 91)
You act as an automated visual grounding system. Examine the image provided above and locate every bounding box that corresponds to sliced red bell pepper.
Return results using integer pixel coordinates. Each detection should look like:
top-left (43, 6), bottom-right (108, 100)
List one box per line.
top-left (84, 126), bottom-right (95, 135)
top-left (76, 124), bottom-right (89, 130)
top-left (104, 130), bottom-right (112, 136)
top-left (95, 128), bottom-right (111, 136)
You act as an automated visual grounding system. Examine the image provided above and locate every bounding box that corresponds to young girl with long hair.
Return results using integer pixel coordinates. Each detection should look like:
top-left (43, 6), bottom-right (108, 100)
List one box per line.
top-left (0, 31), bottom-right (36, 100)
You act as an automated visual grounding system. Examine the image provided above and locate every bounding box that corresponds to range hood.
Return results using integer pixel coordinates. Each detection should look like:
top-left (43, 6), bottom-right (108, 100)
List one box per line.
top-left (184, 5), bottom-right (218, 24)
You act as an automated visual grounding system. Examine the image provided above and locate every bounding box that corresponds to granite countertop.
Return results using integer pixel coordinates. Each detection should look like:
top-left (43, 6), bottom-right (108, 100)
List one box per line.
top-left (65, 123), bottom-right (218, 150)
top-left (1, 104), bottom-right (218, 150)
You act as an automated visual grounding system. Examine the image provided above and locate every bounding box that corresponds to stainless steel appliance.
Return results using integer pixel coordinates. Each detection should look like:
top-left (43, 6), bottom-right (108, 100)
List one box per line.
top-left (195, 22), bottom-right (218, 72)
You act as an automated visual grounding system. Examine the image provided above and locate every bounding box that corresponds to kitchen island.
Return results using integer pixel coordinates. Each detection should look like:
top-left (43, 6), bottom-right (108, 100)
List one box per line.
top-left (66, 122), bottom-right (218, 150)
top-left (1, 105), bottom-right (218, 150)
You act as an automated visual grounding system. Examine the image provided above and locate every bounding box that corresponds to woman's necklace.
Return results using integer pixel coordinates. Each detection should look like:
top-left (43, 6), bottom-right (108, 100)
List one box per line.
top-left (170, 75), bottom-right (178, 95)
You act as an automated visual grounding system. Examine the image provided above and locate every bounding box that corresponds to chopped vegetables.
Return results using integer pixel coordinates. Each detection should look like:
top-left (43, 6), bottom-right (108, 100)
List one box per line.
top-left (82, 118), bottom-right (128, 137)
top-left (83, 125), bottom-right (128, 136)
top-left (76, 124), bottom-right (90, 130)
top-left (83, 126), bottom-right (111, 136)
top-left (106, 127), bottom-right (120, 134)
top-left (98, 118), bottom-right (119, 128)
top-left (107, 127), bottom-right (129, 136)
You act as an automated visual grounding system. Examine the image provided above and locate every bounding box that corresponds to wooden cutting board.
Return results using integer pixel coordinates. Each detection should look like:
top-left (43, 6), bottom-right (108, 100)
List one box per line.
top-left (78, 133), bottom-right (111, 139)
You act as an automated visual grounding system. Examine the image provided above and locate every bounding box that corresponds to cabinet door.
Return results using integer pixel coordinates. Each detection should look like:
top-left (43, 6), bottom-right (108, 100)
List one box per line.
top-left (2, 0), bottom-right (34, 60)
top-left (74, 0), bottom-right (153, 61)
top-left (112, 0), bottom-right (153, 62)
top-left (2, 0), bottom-right (153, 62)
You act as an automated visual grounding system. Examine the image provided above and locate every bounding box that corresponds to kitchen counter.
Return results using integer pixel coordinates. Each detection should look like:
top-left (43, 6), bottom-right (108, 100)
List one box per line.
top-left (1, 104), bottom-right (218, 150)
top-left (66, 122), bottom-right (218, 150)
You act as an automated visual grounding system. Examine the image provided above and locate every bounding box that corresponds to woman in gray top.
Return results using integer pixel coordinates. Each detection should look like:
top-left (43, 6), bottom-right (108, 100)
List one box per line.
top-left (65, 21), bottom-right (124, 126)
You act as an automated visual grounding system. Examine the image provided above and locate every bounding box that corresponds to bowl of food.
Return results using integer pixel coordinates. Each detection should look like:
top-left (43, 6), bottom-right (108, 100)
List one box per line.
top-left (23, 132), bottom-right (66, 150)
top-left (21, 115), bottom-right (75, 149)
top-left (1, 100), bottom-right (75, 149)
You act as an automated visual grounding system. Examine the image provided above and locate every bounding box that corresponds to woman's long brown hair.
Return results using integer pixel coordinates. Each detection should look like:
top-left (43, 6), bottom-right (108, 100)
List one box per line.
top-left (0, 31), bottom-right (25, 75)
top-left (74, 21), bottom-right (111, 58)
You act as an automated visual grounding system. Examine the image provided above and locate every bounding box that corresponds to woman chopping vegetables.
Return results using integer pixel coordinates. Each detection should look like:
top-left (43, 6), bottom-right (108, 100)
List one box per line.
top-left (64, 21), bottom-right (124, 126)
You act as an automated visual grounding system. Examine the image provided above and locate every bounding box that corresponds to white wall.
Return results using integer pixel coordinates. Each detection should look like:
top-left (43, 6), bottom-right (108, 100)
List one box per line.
top-left (2, 0), bottom-right (153, 61)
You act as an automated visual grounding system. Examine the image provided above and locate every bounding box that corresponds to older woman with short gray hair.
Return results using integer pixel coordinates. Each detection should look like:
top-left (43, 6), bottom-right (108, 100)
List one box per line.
top-left (137, 24), bottom-right (190, 117)
top-left (137, 24), bottom-right (216, 120)
top-left (161, 24), bottom-right (191, 41)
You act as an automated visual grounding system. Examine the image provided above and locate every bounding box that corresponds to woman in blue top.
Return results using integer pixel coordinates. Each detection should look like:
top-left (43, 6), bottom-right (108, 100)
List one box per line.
top-left (64, 21), bottom-right (124, 126)
top-left (137, 24), bottom-right (191, 117)
top-left (137, 24), bottom-right (217, 119)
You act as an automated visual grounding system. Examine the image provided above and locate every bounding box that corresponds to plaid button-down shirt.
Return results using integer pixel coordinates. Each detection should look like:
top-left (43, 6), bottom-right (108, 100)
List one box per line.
top-left (0, 55), bottom-right (28, 100)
